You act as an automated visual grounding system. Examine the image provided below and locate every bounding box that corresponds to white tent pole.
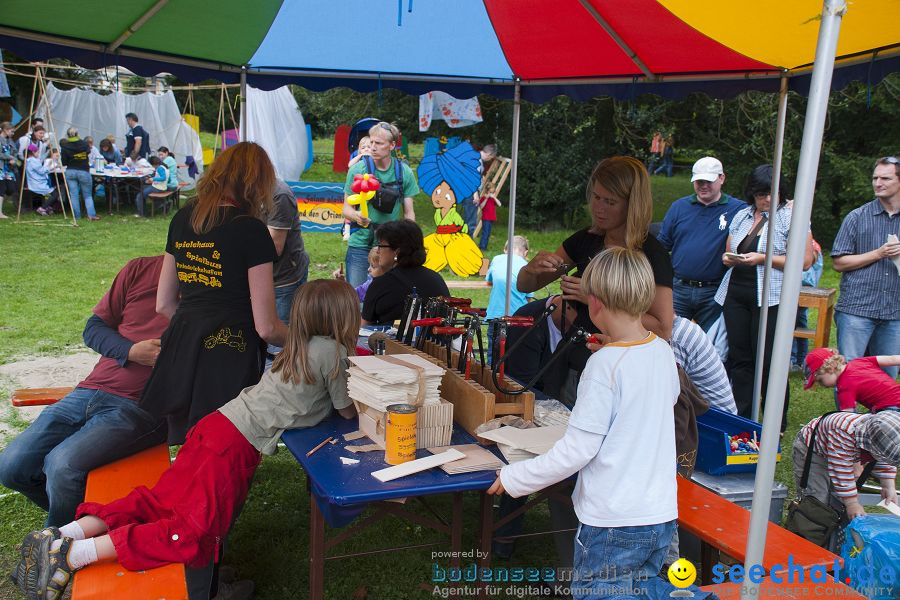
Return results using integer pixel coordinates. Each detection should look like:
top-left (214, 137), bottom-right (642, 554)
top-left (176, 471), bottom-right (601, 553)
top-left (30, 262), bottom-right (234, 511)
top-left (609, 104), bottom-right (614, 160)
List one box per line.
top-left (751, 74), bottom-right (790, 421)
top-left (239, 66), bottom-right (247, 142)
top-left (741, 2), bottom-right (845, 598)
top-left (504, 80), bottom-right (522, 316)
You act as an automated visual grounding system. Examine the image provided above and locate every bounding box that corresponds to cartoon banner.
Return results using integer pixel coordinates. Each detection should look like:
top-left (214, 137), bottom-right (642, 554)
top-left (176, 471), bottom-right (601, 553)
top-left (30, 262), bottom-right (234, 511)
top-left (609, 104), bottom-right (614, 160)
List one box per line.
top-left (287, 181), bottom-right (345, 233)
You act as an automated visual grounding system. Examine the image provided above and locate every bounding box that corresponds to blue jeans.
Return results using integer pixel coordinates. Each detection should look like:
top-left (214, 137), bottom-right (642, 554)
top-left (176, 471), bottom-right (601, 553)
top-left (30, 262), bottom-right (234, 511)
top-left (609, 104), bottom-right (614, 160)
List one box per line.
top-left (345, 245), bottom-right (371, 288)
top-left (0, 387), bottom-right (166, 526)
top-left (572, 520), bottom-right (714, 600)
top-left (266, 277), bottom-right (306, 370)
top-left (463, 197), bottom-right (479, 239)
top-left (835, 311), bottom-right (900, 379)
top-left (672, 280), bottom-right (722, 332)
top-left (65, 169), bottom-right (95, 218)
top-left (479, 220), bottom-right (493, 251)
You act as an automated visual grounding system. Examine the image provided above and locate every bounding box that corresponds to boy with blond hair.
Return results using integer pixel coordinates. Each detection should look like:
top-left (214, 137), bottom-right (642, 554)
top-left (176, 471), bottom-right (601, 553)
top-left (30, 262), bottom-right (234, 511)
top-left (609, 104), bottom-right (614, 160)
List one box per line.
top-left (804, 348), bottom-right (900, 413)
top-left (488, 247), bottom-right (712, 599)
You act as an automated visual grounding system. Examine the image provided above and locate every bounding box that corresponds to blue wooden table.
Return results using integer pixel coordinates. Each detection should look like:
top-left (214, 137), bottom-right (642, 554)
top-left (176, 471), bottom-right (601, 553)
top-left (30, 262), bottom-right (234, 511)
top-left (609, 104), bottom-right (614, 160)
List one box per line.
top-left (282, 415), bottom-right (498, 600)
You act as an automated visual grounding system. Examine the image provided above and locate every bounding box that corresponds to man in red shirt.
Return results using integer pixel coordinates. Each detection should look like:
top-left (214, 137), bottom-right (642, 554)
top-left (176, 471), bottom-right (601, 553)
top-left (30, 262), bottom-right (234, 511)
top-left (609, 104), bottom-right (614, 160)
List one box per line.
top-left (804, 347), bottom-right (900, 413)
top-left (0, 256), bottom-right (168, 526)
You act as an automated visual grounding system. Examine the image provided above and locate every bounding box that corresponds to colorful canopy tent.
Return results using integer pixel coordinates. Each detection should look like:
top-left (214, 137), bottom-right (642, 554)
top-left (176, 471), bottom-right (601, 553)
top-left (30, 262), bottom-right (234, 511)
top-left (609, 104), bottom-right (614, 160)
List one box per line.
top-left (0, 0), bottom-right (896, 100)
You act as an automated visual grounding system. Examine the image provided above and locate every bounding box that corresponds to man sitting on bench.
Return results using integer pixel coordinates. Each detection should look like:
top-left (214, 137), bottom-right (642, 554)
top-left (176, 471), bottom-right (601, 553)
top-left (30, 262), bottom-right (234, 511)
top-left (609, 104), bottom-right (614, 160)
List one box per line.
top-left (0, 256), bottom-right (168, 526)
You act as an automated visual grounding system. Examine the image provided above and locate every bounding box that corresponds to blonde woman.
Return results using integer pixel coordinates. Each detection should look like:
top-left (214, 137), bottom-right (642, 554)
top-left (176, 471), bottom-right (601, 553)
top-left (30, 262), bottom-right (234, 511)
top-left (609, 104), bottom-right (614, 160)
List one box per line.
top-left (517, 156), bottom-right (674, 375)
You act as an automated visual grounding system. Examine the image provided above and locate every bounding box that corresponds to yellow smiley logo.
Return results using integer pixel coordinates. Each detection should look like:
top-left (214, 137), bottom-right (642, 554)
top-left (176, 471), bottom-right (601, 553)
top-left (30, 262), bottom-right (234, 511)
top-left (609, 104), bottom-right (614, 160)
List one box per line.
top-left (667, 558), bottom-right (697, 588)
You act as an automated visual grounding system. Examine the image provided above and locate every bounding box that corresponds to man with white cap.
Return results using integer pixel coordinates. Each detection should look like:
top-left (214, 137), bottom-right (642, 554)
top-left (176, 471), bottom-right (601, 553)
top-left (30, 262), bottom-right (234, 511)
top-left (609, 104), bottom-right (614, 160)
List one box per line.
top-left (658, 156), bottom-right (743, 331)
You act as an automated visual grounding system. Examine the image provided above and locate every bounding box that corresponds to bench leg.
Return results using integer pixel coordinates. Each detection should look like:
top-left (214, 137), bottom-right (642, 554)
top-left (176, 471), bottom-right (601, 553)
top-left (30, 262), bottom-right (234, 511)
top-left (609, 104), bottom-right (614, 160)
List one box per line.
top-left (700, 541), bottom-right (719, 585)
top-left (309, 492), bottom-right (325, 600)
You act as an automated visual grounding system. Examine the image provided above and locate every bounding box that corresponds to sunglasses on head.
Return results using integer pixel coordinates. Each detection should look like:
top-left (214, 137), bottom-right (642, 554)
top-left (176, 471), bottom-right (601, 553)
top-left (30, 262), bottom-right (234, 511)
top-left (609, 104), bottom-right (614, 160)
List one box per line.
top-left (879, 156), bottom-right (899, 165)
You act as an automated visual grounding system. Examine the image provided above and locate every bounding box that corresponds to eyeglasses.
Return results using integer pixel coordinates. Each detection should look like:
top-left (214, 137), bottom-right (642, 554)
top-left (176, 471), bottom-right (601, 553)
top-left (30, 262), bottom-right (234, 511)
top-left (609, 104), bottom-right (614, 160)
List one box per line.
top-left (753, 192), bottom-right (772, 199)
top-left (375, 244), bottom-right (393, 250)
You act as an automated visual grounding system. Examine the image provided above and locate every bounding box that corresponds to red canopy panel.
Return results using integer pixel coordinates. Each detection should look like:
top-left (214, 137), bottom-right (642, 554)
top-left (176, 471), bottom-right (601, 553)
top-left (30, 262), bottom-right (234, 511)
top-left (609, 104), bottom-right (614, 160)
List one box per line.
top-left (484, 0), bottom-right (777, 80)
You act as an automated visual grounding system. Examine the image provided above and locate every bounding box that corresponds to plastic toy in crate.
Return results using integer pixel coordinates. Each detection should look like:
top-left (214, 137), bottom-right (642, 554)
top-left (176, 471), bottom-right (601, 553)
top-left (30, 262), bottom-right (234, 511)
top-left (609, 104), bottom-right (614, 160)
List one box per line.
top-left (695, 408), bottom-right (781, 475)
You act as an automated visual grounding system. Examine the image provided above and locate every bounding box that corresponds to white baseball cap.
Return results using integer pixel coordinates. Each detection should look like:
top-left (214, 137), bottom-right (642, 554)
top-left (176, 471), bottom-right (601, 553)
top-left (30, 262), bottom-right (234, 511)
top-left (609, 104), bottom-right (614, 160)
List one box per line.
top-left (691, 157), bottom-right (724, 182)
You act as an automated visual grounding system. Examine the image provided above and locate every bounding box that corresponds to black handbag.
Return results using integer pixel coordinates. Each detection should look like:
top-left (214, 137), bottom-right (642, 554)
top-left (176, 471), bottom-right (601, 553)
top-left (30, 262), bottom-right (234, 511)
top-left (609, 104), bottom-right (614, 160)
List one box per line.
top-left (785, 412), bottom-right (876, 548)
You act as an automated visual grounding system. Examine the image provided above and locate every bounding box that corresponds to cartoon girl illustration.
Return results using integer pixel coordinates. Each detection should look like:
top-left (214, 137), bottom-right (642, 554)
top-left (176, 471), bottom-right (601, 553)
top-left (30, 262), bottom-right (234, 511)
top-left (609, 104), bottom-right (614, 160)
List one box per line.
top-left (417, 142), bottom-right (488, 277)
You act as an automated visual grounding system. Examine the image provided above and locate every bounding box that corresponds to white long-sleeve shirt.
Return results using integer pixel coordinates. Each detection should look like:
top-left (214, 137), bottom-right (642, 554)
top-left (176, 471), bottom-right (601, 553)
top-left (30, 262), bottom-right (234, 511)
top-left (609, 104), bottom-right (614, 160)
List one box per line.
top-left (501, 333), bottom-right (680, 527)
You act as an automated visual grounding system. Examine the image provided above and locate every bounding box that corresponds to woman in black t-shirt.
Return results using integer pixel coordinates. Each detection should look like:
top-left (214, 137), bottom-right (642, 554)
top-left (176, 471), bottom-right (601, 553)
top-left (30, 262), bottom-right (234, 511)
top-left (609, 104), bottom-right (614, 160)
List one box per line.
top-left (362, 219), bottom-right (450, 326)
top-left (142, 142), bottom-right (288, 443)
top-left (517, 156), bottom-right (673, 373)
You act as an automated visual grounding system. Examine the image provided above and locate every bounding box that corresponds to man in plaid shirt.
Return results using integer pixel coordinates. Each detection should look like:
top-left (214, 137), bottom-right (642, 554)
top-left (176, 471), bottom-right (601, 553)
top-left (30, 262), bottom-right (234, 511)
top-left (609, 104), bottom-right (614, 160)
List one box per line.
top-left (793, 411), bottom-right (899, 520)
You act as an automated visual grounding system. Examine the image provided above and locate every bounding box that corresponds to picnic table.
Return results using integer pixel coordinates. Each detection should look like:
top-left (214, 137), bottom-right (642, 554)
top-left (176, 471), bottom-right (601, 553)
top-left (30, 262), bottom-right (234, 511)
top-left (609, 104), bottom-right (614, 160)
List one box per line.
top-left (281, 415), bottom-right (497, 600)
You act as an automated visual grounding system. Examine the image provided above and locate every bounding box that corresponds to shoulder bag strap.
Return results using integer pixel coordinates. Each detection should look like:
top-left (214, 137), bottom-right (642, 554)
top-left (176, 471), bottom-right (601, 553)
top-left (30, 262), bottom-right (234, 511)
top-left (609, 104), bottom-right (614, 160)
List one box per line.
top-left (362, 154), bottom-right (375, 176)
top-left (856, 460), bottom-right (877, 491)
top-left (800, 410), bottom-right (841, 490)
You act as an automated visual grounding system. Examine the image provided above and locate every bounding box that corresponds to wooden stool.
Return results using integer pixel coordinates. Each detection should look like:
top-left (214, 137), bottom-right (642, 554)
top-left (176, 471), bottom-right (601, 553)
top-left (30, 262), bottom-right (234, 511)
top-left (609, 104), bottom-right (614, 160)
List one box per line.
top-left (794, 287), bottom-right (836, 349)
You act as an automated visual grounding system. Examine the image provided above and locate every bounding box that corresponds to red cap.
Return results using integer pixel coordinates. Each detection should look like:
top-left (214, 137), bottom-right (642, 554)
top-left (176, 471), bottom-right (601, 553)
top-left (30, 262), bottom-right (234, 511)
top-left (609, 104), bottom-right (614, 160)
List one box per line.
top-left (804, 348), bottom-right (836, 390)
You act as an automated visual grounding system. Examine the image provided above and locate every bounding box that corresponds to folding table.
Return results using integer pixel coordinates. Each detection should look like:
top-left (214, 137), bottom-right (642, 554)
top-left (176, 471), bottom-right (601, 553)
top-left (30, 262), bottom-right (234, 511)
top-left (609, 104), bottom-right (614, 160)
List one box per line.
top-left (282, 416), bottom-right (497, 600)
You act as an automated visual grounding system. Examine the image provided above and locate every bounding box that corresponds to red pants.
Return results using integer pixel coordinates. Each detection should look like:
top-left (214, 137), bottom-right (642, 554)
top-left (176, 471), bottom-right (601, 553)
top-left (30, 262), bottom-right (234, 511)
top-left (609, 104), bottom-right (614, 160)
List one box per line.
top-left (76, 411), bottom-right (261, 570)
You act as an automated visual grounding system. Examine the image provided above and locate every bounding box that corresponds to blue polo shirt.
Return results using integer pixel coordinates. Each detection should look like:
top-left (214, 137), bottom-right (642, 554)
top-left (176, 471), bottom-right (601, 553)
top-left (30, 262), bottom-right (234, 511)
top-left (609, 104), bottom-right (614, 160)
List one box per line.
top-left (658, 193), bottom-right (743, 282)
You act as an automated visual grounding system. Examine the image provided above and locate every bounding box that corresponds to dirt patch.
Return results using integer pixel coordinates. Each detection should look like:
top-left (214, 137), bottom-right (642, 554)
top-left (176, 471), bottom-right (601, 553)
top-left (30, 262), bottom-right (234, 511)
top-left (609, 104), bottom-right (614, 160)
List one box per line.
top-left (0, 351), bottom-right (97, 436)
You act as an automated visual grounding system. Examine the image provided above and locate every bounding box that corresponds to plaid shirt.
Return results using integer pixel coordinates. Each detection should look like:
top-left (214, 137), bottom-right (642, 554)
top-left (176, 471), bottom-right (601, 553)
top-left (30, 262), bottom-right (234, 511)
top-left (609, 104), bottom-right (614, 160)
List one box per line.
top-left (715, 204), bottom-right (793, 307)
top-left (832, 199), bottom-right (900, 320)
top-left (670, 316), bottom-right (737, 414)
top-left (799, 412), bottom-right (897, 498)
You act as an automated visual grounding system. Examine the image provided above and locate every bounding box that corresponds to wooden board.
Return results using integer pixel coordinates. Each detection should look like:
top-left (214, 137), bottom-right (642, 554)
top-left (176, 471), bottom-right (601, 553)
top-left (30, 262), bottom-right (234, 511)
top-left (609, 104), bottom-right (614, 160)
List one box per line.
top-left (73, 444), bottom-right (187, 600)
top-left (383, 338), bottom-right (534, 436)
top-left (422, 340), bottom-right (534, 422)
top-left (11, 387), bottom-right (73, 407)
top-left (384, 339), bottom-right (495, 436)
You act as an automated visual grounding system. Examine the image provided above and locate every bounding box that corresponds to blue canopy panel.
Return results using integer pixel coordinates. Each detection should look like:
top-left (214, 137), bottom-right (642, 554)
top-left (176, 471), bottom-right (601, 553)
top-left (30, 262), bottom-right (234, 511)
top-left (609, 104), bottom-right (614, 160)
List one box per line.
top-left (248, 0), bottom-right (513, 81)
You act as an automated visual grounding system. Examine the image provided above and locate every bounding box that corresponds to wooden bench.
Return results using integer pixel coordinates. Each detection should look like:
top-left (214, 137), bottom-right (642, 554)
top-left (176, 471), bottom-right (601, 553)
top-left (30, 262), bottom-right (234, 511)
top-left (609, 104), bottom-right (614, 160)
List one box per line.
top-left (446, 280), bottom-right (491, 289)
top-left (72, 444), bottom-right (187, 600)
top-left (11, 387), bottom-right (73, 407)
top-left (793, 287), bottom-right (836, 349)
top-left (677, 477), bottom-right (840, 584)
top-left (147, 182), bottom-right (189, 217)
top-left (9, 388), bottom-right (187, 599)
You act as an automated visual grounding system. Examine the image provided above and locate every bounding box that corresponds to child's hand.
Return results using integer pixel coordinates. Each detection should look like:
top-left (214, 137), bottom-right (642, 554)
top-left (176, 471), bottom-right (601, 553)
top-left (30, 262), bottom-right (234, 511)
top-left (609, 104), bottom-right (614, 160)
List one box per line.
top-left (332, 267), bottom-right (344, 281)
top-left (487, 472), bottom-right (505, 495)
top-left (585, 333), bottom-right (611, 353)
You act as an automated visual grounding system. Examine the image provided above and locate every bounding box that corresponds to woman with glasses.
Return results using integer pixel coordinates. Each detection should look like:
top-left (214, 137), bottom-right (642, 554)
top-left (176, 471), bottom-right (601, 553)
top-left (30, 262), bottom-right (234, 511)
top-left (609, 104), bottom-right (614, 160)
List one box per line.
top-left (342, 121), bottom-right (420, 288)
top-left (361, 219), bottom-right (449, 326)
top-left (714, 165), bottom-right (814, 430)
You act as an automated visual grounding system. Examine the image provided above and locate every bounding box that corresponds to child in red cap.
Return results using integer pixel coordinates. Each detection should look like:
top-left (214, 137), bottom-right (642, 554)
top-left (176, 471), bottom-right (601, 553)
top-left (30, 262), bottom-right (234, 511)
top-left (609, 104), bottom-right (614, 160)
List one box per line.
top-left (804, 348), bottom-right (900, 413)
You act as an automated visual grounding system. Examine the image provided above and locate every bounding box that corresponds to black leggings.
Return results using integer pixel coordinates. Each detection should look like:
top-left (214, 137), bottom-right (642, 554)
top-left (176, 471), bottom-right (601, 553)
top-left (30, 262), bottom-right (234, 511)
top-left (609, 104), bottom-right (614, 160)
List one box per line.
top-left (723, 276), bottom-right (789, 431)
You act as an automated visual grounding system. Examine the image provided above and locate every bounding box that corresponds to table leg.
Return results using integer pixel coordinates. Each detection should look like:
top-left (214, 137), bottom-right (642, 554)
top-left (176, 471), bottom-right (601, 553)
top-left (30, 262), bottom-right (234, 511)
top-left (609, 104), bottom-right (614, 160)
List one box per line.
top-left (309, 492), bottom-right (325, 600)
top-left (476, 492), bottom-right (493, 600)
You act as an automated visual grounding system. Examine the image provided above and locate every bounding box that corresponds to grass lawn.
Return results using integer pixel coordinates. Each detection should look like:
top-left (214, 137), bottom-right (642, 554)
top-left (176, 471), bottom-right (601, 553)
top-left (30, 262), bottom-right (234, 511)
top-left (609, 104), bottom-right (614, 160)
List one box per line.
top-left (0, 150), bottom-right (884, 599)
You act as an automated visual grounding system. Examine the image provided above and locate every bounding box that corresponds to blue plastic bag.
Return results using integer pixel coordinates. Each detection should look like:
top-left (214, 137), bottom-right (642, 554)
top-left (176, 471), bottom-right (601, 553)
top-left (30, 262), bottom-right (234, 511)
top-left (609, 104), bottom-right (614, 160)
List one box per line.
top-left (840, 515), bottom-right (900, 599)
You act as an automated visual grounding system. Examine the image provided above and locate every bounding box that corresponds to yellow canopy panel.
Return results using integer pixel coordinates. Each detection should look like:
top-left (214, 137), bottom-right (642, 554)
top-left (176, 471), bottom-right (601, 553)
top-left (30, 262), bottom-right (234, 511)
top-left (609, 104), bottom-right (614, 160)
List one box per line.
top-left (658, 0), bottom-right (900, 70)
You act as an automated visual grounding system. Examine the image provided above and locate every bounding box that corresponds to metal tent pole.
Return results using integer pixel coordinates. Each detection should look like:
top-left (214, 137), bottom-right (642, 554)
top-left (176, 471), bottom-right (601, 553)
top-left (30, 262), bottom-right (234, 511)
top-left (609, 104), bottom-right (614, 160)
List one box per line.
top-left (504, 80), bottom-right (522, 316)
top-left (751, 74), bottom-right (790, 422)
top-left (239, 66), bottom-right (247, 142)
top-left (741, 2), bottom-right (845, 598)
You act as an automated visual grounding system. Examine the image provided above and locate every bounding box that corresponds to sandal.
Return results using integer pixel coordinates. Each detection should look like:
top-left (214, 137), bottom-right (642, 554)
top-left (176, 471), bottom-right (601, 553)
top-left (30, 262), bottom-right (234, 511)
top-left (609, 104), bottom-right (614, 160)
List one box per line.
top-left (11, 527), bottom-right (59, 598)
top-left (34, 536), bottom-right (77, 600)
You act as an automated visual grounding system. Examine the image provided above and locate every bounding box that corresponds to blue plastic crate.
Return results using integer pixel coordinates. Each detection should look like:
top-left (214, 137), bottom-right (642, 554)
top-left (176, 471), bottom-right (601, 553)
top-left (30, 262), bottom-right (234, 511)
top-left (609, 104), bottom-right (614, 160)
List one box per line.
top-left (695, 408), bottom-right (781, 475)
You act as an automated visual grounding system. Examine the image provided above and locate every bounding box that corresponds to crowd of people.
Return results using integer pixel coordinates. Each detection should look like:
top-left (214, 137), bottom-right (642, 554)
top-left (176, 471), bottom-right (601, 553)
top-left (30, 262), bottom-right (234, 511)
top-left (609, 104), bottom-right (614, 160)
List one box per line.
top-left (0, 112), bottom-right (181, 220)
top-left (0, 116), bottom-right (898, 599)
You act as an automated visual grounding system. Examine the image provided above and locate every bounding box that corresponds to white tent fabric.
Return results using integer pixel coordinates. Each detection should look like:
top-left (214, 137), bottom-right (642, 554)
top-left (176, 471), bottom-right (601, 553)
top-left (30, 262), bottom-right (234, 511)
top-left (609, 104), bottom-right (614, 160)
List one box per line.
top-left (239, 85), bottom-right (308, 181)
top-left (418, 91), bottom-right (482, 131)
top-left (37, 83), bottom-right (204, 188)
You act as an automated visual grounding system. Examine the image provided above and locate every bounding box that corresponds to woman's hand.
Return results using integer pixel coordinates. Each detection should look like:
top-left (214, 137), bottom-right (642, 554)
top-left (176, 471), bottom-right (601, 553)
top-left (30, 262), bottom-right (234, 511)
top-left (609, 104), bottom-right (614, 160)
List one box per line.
top-left (560, 274), bottom-right (588, 304)
top-left (525, 250), bottom-right (566, 277)
top-left (742, 252), bottom-right (766, 266)
top-left (356, 214), bottom-right (370, 227)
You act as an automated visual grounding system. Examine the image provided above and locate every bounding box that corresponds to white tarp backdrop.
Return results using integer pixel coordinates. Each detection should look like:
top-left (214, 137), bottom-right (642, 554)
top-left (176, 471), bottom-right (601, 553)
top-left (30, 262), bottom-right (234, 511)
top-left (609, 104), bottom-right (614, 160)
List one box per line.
top-left (37, 83), bottom-right (204, 187)
top-left (239, 85), bottom-right (308, 181)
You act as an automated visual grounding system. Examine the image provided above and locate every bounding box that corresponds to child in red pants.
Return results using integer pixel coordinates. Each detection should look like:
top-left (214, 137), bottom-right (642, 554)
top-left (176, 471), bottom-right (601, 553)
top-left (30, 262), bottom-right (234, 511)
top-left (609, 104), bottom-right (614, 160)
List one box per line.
top-left (14, 280), bottom-right (360, 600)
